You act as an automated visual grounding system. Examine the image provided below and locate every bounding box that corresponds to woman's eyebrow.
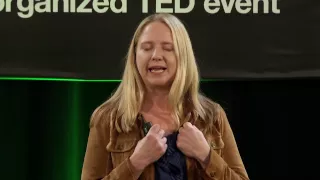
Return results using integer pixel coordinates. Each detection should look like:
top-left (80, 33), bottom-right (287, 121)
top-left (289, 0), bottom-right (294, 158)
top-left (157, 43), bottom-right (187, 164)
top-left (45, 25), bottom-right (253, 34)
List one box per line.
top-left (140, 41), bottom-right (173, 44)
top-left (162, 42), bottom-right (173, 45)
top-left (140, 41), bottom-right (152, 45)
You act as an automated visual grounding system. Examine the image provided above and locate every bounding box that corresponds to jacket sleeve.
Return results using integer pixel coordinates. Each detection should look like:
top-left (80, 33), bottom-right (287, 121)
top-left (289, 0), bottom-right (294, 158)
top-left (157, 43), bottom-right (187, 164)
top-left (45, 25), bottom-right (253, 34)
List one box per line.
top-left (199, 105), bottom-right (250, 180)
top-left (81, 118), bottom-right (139, 180)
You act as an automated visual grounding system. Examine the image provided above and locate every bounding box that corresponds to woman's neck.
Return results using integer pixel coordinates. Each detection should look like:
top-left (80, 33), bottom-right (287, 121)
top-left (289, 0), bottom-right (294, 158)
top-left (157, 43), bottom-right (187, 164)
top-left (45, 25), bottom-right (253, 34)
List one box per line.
top-left (141, 88), bottom-right (171, 114)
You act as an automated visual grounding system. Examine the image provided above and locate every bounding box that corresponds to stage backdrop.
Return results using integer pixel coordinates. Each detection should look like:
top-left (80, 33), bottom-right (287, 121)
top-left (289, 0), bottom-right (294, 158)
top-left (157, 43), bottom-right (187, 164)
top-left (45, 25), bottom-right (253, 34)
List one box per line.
top-left (0, 0), bottom-right (319, 80)
top-left (1, 79), bottom-right (319, 179)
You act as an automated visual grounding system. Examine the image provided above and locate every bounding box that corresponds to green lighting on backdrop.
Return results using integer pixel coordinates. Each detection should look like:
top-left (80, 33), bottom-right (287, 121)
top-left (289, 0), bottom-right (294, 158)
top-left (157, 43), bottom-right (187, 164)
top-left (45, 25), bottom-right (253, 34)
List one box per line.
top-left (69, 82), bottom-right (81, 180)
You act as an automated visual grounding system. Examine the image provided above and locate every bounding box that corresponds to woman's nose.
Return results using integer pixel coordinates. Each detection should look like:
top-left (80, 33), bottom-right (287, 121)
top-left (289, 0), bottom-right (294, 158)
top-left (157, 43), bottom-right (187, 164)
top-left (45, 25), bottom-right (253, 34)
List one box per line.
top-left (151, 48), bottom-right (163, 61)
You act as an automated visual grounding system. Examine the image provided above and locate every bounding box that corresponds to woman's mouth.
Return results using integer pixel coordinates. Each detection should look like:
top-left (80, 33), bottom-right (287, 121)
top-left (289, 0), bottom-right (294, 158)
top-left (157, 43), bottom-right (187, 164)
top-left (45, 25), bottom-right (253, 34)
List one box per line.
top-left (148, 67), bottom-right (167, 73)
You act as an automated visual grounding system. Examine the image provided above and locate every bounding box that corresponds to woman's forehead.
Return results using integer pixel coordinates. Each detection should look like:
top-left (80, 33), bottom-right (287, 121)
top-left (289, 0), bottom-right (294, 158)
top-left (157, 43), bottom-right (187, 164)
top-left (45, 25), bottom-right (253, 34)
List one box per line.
top-left (138, 22), bottom-right (173, 43)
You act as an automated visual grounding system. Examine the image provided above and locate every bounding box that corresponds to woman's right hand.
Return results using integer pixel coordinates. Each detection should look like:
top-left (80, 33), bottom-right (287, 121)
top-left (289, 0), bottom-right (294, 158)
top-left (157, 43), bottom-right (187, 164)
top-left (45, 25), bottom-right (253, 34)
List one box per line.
top-left (129, 124), bottom-right (167, 171)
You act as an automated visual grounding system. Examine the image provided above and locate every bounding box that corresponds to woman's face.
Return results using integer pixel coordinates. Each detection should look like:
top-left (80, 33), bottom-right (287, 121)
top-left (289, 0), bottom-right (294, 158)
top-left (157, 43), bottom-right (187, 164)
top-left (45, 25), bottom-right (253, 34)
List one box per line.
top-left (135, 21), bottom-right (177, 90)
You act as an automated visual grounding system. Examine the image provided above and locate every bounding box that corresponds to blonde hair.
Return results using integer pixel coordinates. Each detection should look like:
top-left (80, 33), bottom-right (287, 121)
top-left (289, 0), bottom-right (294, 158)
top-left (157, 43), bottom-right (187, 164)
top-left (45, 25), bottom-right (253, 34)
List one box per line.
top-left (91, 13), bottom-right (219, 134)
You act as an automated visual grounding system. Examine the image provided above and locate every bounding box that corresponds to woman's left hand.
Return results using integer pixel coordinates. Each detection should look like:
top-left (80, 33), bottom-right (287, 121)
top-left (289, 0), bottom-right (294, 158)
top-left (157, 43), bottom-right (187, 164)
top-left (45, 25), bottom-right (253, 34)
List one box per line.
top-left (177, 122), bottom-right (211, 168)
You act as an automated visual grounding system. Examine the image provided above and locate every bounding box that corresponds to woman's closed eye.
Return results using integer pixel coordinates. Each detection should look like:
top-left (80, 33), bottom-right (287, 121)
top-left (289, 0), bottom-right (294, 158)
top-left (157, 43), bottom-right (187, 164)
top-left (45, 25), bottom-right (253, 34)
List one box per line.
top-left (163, 45), bottom-right (173, 52)
top-left (142, 47), bottom-right (152, 51)
top-left (140, 43), bottom-right (153, 51)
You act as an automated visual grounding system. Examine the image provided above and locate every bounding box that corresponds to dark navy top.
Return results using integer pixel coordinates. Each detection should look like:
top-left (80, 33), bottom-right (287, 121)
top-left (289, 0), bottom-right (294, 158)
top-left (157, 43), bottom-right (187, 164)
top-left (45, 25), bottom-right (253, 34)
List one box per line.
top-left (154, 132), bottom-right (188, 180)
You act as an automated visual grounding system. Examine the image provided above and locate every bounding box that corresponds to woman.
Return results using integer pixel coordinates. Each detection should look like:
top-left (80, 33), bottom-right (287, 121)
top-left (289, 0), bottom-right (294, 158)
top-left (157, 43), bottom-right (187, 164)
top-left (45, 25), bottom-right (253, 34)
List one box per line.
top-left (81, 13), bottom-right (249, 180)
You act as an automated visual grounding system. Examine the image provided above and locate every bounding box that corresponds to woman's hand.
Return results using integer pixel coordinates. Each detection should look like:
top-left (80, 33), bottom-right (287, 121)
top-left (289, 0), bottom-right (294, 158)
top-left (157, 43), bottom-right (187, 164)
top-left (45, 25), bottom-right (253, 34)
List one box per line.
top-left (129, 124), bottom-right (167, 171)
top-left (177, 122), bottom-right (211, 168)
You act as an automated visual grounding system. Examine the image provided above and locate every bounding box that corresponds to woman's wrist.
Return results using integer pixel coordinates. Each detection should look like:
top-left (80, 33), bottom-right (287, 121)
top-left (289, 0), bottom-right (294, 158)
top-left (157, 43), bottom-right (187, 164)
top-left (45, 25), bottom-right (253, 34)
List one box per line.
top-left (129, 155), bottom-right (147, 172)
top-left (196, 145), bottom-right (211, 169)
top-left (128, 156), bottom-right (146, 179)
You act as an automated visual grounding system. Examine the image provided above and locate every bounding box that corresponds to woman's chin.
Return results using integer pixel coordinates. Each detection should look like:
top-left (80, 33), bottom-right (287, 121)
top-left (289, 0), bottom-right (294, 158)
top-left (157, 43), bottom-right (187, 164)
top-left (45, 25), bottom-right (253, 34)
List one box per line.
top-left (147, 80), bottom-right (171, 89)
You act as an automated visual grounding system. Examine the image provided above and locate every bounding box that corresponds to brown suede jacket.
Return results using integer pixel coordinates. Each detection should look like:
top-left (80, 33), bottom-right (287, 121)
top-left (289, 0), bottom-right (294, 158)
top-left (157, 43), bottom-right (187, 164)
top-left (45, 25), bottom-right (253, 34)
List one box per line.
top-left (81, 104), bottom-right (249, 180)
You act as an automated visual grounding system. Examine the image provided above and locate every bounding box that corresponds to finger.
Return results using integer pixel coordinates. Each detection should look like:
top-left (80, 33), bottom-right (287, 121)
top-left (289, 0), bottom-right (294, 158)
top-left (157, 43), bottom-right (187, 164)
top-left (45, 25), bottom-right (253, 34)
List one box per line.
top-left (193, 125), bottom-right (200, 132)
top-left (176, 140), bottom-right (183, 149)
top-left (162, 143), bottom-right (168, 154)
top-left (179, 127), bottom-right (187, 136)
top-left (178, 126), bottom-right (184, 134)
top-left (158, 129), bottom-right (165, 138)
top-left (192, 123), bottom-right (199, 129)
top-left (160, 137), bottom-right (167, 144)
top-left (149, 124), bottom-right (160, 133)
top-left (177, 134), bottom-right (187, 143)
top-left (183, 122), bottom-right (193, 129)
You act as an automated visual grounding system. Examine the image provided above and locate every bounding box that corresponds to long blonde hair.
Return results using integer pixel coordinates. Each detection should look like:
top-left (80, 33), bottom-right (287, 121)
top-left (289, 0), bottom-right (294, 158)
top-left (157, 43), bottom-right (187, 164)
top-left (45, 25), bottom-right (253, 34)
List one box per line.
top-left (91, 13), bottom-right (219, 134)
